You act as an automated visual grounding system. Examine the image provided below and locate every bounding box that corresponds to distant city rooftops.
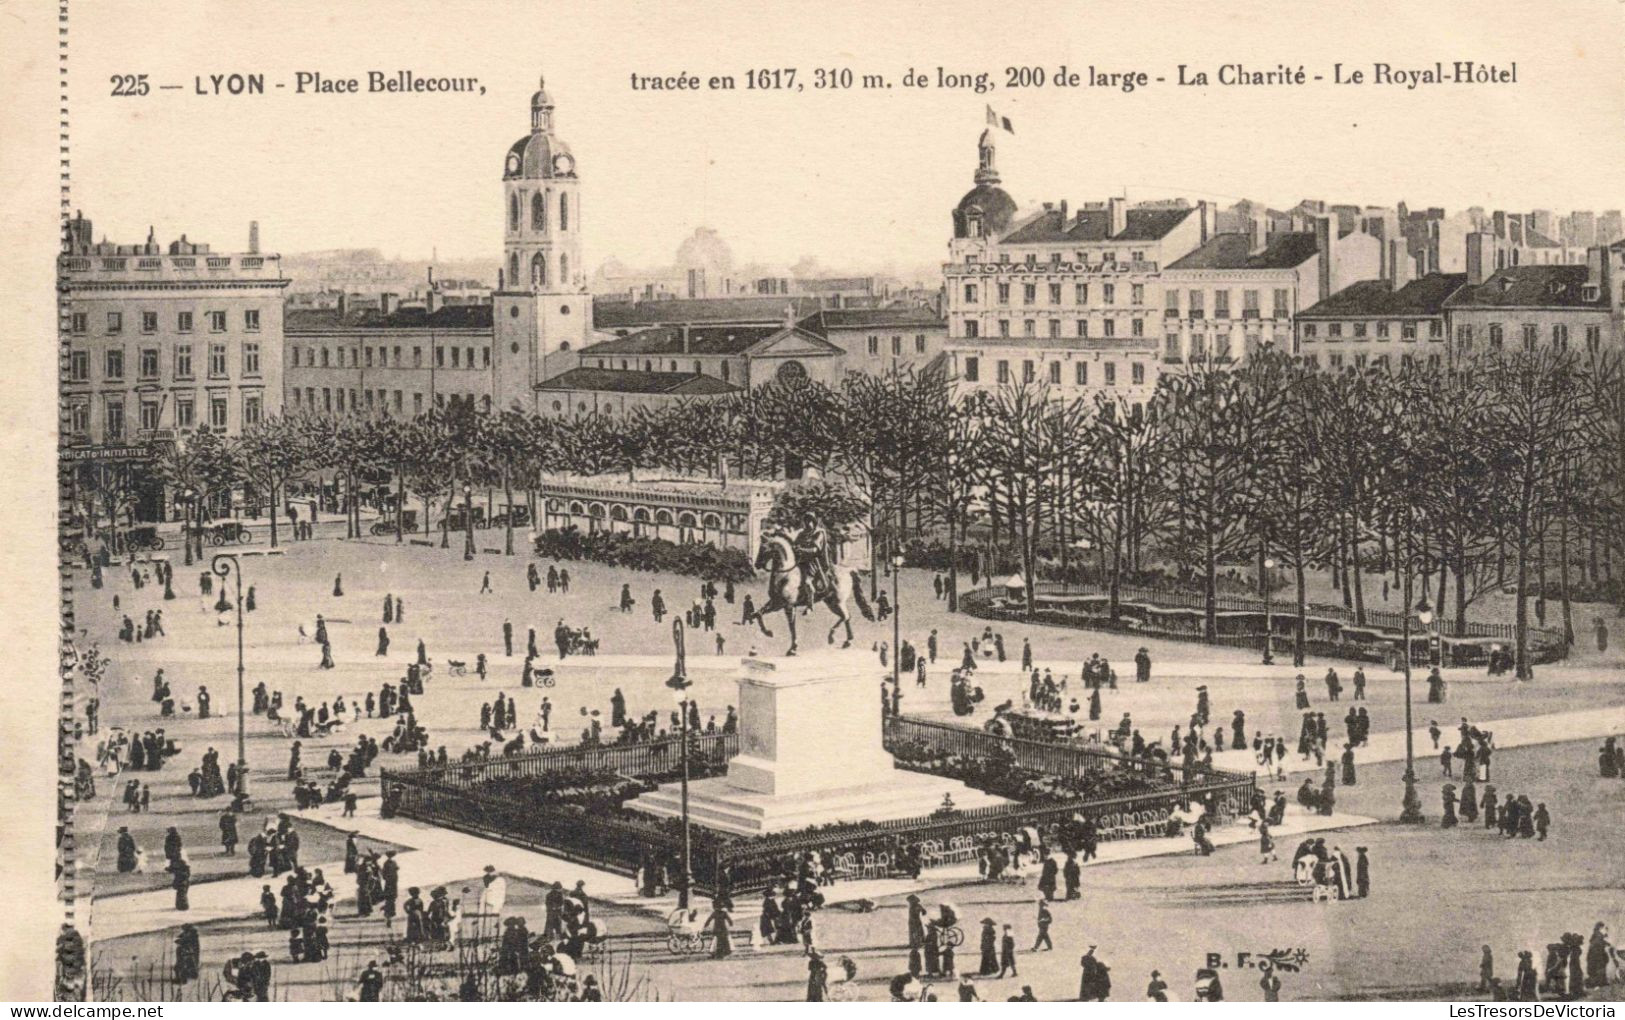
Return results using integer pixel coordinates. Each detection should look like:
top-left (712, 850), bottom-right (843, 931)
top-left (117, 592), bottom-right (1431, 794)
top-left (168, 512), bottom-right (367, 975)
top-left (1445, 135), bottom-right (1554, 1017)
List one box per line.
top-left (799, 306), bottom-right (946, 331)
top-left (999, 206), bottom-right (1196, 245)
top-left (1444, 265), bottom-right (1609, 309)
top-left (593, 296), bottom-right (822, 330)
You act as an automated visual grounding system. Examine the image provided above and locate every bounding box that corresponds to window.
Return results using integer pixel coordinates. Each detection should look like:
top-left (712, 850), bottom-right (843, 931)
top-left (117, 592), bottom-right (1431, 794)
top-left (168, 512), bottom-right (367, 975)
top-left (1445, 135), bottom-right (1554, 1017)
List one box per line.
top-left (1048, 361), bottom-right (1061, 384)
top-left (1376, 322), bottom-right (1389, 339)
top-left (244, 309), bottom-right (260, 332)
top-left (451, 347), bottom-right (461, 368)
top-left (1456, 325), bottom-right (1473, 350)
top-left (1103, 319), bottom-right (1116, 338)
top-left (1401, 321), bottom-right (1418, 340)
top-left (1103, 283), bottom-right (1116, 305)
top-left (1076, 284), bottom-right (1089, 304)
top-left (1077, 320), bottom-right (1089, 338)
top-left (891, 336), bottom-right (902, 357)
top-left (413, 346), bottom-right (422, 367)
top-left (1427, 354), bottom-right (1441, 370)
top-left (208, 311), bottom-right (226, 332)
top-left (998, 320), bottom-right (1010, 338)
top-left (1214, 291), bottom-right (1230, 319)
top-left (141, 311), bottom-right (158, 334)
top-left (1190, 334), bottom-right (1206, 358)
top-left (69, 350), bottom-right (89, 381)
top-left (1522, 323), bottom-right (1538, 351)
top-left (1023, 284), bottom-right (1037, 305)
top-left (915, 335), bottom-right (926, 353)
top-left (510, 192), bottom-right (521, 231)
top-left (177, 311), bottom-right (193, 333)
top-left (1164, 335), bottom-right (1181, 360)
top-left (1131, 362), bottom-right (1145, 385)
top-left (435, 346), bottom-right (445, 367)
top-left (320, 347), bottom-right (330, 368)
top-left (1025, 252), bottom-right (1036, 265)
top-left (1049, 320), bottom-right (1061, 338)
top-left (964, 320), bottom-right (979, 339)
top-left (1023, 320), bottom-right (1036, 338)
top-left (1050, 252), bottom-right (1062, 264)
top-left (1354, 323), bottom-right (1368, 338)
top-left (963, 356), bottom-right (979, 382)
top-left (1586, 325), bottom-right (1602, 353)
top-left (532, 191), bottom-right (546, 230)
top-left (1022, 360), bottom-right (1035, 383)
top-left (139, 348), bottom-right (159, 379)
top-left (210, 344), bottom-right (227, 377)
top-left (1215, 336), bottom-right (1232, 361)
top-left (135, 400), bottom-right (159, 432)
top-left (1489, 323), bottom-right (1504, 348)
top-left (998, 283), bottom-right (1010, 304)
top-left (1165, 291), bottom-right (1179, 317)
top-left (106, 312), bottom-right (123, 334)
top-left (1049, 284), bottom-right (1062, 304)
top-left (1354, 353), bottom-right (1368, 370)
top-left (413, 393), bottom-right (423, 414)
top-left (996, 360), bottom-right (1010, 383)
top-left (172, 345), bottom-right (192, 379)
top-left (365, 346), bottom-right (374, 368)
top-left (1550, 324), bottom-right (1569, 351)
top-left (104, 348), bottom-right (124, 380)
top-left (1273, 289), bottom-right (1290, 318)
top-left (1329, 353), bottom-right (1344, 369)
top-left (335, 389), bottom-right (345, 412)
top-left (1104, 362), bottom-right (1117, 386)
top-left (466, 346), bottom-right (474, 368)
top-left (1132, 318), bottom-right (1144, 337)
top-left (105, 399), bottom-right (124, 440)
top-left (559, 193), bottom-right (568, 231)
top-left (1188, 290), bottom-right (1204, 317)
top-left (964, 283), bottom-right (978, 304)
top-left (69, 403), bottom-right (89, 434)
top-left (210, 397), bottom-right (228, 429)
top-left (244, 342), bottom-right (261, 376)
top-left (1075, 362), bottom-right (1088, 385)
top-left (71, 312), bottom-right (87, 334)
top-left (176, 397), bottom-right (194, 427)
top-left (1329, 323), bottom-right (1343, 338)
top-left (1304, 323), bottom-right (1317, 338)
top-left (1132, 284), bottom-right (1145, 305)
top-left (304, 347), bottom-right (314, 367)
top-left (1428, 321), bottom-right (1443, 340)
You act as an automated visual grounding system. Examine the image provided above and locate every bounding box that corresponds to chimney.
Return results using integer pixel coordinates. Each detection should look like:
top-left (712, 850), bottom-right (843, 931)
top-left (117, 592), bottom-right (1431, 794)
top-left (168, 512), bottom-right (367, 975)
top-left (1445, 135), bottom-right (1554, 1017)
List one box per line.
top-left (1313, 214), bottom-right (1333, 301)
top-left (681, 324), bottom-right (691, 354)
top-left (1388, 239), bottom-right (1413, 287)
top-left (1058, 200), bottom-right (1069, 230)
top-left (1247, 214), bottom-right (1268, 255)
top-left (427, 265), bottom-right (435, 286)
top-left (381, 291), bottom-right (397, 316)
top-left (1108, 197), bottom-right (1127, 238)
top-left (1466, 232), bottom-right (1490, 286)
top-left (248, 220), bottom-right (260, 255)
top-left (1199, 199), bottom-right (1212, 243)
top-left (1493, 211), bottom-right (1507, 239)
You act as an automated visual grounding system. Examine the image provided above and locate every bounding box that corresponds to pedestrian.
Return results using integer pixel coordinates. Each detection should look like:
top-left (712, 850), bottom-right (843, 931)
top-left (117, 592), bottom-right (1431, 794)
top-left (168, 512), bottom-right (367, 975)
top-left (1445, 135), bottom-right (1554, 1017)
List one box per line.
top-left (999, 925), bottom-right (1018, 977)
top-left (1479, 945), bottom-right (1495, 992)
top-left (1355, 846), bottom-right (1370, 897)
top-left (1260, 966), bottom-right (1282, 1001)
top-left (1147, 970), bottom-right (1169, 1001)
top-left (480, 571), bottom-right (492, 595)
top-left (503, 619), bottom-right (513, 657)
top-left (1597, 618), bottom-right (1609, 653)
top-left (333, 574), bottom-right (343, 597)
top-left (1032, 900), bottom-right (1053, 951)
top-left (219, 810), bottom-right (238, 856)
top-left (376, 626), bottom-right (389, 656)
top-left (172, 856), bottom-right (191, 911)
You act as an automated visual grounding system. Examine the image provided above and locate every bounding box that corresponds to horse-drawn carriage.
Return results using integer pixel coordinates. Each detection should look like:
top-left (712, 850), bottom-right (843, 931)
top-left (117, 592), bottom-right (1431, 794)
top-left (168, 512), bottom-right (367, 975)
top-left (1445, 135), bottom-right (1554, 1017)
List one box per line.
top-left (118, 525), bottom-right (165, 552)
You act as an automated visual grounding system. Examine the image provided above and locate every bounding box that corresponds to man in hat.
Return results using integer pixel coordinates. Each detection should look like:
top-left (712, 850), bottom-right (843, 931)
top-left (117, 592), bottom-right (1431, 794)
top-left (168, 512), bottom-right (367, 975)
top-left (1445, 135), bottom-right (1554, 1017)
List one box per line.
top-left (1146, 970), bottom-right (1169, 1001)
top-left (1135, 647), bottom-right (1152, 683)
top-left (998, 924), bottom-right (1018, 977)
top-left (358, 960), bottom-right (385, 1001)
top-left (1355, 847), bottom-right (1371, 898)
top-left (1032, 900), bottom-right (1053, 951)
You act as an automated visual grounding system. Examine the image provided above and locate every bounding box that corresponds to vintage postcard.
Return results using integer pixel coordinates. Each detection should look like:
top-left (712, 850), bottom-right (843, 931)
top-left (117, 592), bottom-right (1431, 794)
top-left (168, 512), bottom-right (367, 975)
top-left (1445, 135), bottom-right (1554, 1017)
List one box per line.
top-left (8, 0), bottom-right (1625, 1004)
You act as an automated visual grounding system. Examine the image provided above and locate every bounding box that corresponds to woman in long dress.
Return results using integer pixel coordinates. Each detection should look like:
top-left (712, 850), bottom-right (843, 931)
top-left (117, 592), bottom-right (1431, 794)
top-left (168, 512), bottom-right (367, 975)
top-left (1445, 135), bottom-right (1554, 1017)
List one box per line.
top-left (707, 899), bottom-right (733, 959)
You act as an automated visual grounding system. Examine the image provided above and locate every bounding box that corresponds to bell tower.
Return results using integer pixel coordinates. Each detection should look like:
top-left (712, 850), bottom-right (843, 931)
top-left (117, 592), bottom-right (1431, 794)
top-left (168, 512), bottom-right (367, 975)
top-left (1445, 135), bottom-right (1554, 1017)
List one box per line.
top-left (493, 73), bottom-right (593, 411)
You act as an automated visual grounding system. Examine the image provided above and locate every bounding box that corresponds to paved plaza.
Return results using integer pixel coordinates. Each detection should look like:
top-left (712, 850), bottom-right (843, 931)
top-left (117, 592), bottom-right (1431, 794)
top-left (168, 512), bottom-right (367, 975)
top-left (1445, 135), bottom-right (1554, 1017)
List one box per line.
top-left (74, 535), bottom-right (1625, 1000)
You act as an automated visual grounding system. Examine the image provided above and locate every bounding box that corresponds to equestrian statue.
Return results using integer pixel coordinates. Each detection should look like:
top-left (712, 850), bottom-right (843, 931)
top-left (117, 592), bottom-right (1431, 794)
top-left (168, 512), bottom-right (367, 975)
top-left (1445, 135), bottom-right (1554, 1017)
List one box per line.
top-left (750, 511), bottom-right (873, 655)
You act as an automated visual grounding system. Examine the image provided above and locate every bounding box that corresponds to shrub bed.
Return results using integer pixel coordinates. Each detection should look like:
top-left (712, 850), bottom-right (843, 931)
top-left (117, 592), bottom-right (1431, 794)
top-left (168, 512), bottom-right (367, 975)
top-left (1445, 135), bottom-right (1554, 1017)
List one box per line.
top-left (532, 526), bottom-right (754, 581)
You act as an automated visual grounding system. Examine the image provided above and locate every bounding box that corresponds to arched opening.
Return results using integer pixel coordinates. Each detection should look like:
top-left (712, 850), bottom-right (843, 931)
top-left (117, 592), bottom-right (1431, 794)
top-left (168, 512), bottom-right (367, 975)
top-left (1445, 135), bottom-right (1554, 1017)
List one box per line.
top-left (509, 254), bottom-right (520, 287)
top-left (632, 505), bottom-right (651, 537)
top-left (776, 360), bottom-right (807, 382)
top-left (559, 193), bottom-right (569, 231)
top-left (531, 252), bottom-right (547, 288)
top-left (509, 192), bottom-right (520, 232)
top-left (677, 511), bottom-right (699, 544)
top-left (531, 192), bottom-right (547, 231)
top-left (559, 253), bottom-right (569, 285)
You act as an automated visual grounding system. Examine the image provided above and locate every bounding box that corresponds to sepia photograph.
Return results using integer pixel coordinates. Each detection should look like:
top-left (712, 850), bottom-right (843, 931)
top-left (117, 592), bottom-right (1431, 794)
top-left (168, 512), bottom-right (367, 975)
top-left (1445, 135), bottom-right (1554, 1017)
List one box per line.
top-left (14, 0), bottom-right (1625, 1005)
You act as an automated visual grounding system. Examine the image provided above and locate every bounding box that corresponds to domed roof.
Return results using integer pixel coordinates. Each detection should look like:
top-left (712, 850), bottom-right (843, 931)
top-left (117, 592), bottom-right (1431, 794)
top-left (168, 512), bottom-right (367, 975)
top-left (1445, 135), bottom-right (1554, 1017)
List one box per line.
top-left (505, 132), bottom-right (574, 179)
top-left (531, 74), bottom-right (553, 110)
top-left (953, 184), bottom-right (1017, 238)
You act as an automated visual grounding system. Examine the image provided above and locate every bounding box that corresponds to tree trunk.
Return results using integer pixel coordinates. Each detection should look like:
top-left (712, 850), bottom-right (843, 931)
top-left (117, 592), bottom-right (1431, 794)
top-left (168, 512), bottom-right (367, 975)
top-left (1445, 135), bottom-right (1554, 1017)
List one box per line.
top-left (395, 463), bottom-right (405, 544)
top-left (1349, 505), bottom-right (1367, 626)
top-left (503, 467), bottom-right (515, 556)
top-left (947, 504), bottom-right (960, 613)
top-left (464, 484), bottom-right (476, 560)
top-left (1203, 519), bottom-right (1218, 643)
top-left (267, 483), bottom-right (280, 548)
top-left (1559, 506), bottom-right (1574, 650)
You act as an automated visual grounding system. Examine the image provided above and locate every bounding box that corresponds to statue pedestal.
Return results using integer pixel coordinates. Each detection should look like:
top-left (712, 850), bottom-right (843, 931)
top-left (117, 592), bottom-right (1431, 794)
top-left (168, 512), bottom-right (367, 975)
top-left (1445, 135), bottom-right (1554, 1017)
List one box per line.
top-left (627, 652), bottom-right (1007, 835)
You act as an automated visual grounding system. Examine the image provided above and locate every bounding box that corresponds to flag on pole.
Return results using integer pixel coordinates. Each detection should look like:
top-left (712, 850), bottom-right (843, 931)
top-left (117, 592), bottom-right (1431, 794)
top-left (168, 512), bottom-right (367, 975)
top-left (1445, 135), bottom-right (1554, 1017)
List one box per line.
top-left (985, 105), bottom-right (1013, 134)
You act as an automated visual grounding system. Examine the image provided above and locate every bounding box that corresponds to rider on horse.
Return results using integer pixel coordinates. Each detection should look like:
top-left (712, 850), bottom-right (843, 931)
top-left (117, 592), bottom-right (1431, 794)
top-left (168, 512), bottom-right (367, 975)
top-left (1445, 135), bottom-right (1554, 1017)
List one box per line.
top-left (792, 512), bottom-right (834, 608)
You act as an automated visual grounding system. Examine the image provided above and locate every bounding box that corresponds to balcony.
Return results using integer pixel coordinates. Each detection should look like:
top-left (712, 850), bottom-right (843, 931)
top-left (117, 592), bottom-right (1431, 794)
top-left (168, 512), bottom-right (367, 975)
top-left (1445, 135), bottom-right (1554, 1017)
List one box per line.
top-left (1188, 311), bottom-right (1205, 321)
top-left (1242, 309), bottom-right (1261, 320)
top-left (1163, 308), bottom-right (1180, 318)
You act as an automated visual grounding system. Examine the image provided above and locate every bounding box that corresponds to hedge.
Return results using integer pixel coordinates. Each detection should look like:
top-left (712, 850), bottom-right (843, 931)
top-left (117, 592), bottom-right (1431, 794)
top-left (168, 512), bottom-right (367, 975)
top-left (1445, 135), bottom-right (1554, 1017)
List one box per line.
top-left (532, 526), bottom-right (754, 582)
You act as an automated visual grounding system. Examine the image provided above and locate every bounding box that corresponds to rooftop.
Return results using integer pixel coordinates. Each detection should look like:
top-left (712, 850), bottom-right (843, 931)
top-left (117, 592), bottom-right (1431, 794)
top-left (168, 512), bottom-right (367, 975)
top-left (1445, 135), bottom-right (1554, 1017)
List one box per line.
top-left (799, 306), bottom-right (946, 332)
top-left (1443, 265), bottom-right (1609, 309)
top-left (1000, 206), bottom-right (1196, 245)
top-left (285, 305), bottom-right (494, 332)
top-left (1166, 232), bottom-right (1320, 271)
top-left (535, 367), bottom-right (741, 395)
top-left (1298, 273), bottom-right (1468, 318)
top-left (579, 324), bottom-right (781, 358)
top-left (593, 296), bottom-right (822, 330)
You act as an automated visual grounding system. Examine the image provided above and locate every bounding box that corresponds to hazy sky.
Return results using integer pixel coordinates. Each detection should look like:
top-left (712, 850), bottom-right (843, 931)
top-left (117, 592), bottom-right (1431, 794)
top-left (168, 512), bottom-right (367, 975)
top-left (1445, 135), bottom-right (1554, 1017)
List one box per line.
top-left (69, 0), bottom-right (1625, 270)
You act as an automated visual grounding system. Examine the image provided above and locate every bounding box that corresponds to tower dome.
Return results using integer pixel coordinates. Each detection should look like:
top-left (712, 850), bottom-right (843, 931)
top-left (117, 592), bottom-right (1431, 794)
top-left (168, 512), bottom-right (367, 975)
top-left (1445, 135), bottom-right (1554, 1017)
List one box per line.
top-left (505, 73), bottom-right (574, 179)
top-left (952, 129), bottom-right (1015, 238)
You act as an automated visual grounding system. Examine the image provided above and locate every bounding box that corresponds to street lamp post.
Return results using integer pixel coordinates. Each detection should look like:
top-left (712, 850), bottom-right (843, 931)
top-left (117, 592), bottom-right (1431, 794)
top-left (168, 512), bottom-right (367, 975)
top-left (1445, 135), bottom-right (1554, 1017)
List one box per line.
top-left (211, 553), bottom-right (249, 809)
top-left (664, 619), bottom-right (694, 908)
top-left (891, 554), bottom-right (905, 715)
top-left (462, 483), bottom-right (476, 560)
top-left (1262, 557), bottom-right (1276, 665)
top-left (1399, 589), bottom-right (1429, 824)
top-left (179, 488), bottom-right (195, 567)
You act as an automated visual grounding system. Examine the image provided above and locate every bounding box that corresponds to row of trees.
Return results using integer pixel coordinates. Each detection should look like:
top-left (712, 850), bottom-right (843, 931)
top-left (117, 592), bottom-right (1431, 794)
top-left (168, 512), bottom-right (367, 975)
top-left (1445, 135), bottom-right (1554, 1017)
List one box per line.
top-left (74, 347), bottom-right (1623, 677)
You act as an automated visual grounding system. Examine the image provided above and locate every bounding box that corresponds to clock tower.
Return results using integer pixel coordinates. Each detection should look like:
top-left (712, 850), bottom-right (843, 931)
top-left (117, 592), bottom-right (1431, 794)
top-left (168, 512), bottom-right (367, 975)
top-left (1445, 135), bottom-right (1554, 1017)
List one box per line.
top-left (493, 73), bottom-right (592, 412)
